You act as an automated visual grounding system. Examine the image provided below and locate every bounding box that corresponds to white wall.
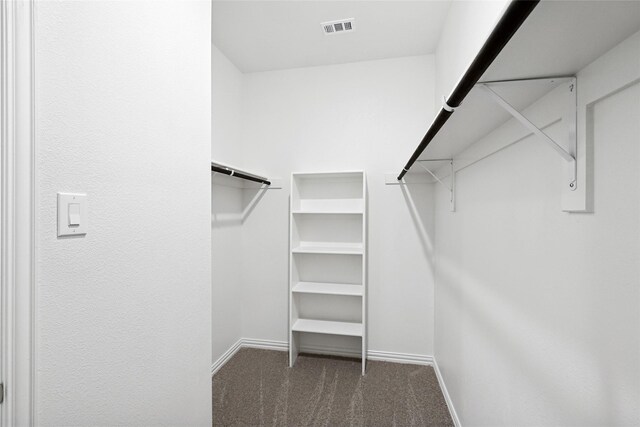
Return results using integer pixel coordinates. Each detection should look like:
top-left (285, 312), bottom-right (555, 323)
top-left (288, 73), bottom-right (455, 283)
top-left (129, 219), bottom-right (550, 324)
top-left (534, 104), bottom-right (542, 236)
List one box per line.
top-left (211, 44), bottom-right (244, 363)
top-left (210, 177), bottom-right (243, 364)
top-left (238, 56), bottom-right (437, 357)
top-left (434, 0), bottom-right (508, 108)
top-left (212, 44), bottom-right (244, 167)
top-left (433, 32), bottom-right (640, 426)
top-left (36, 1), bottom-right (211, 424)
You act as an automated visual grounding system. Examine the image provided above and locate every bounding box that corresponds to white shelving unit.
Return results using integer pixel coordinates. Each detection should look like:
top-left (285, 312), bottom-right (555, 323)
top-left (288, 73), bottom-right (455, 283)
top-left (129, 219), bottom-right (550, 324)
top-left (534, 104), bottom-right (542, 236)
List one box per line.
top-left (289, 171), bottom-right (367, 374)
top-left (409, 2), bottom-right (640, 165)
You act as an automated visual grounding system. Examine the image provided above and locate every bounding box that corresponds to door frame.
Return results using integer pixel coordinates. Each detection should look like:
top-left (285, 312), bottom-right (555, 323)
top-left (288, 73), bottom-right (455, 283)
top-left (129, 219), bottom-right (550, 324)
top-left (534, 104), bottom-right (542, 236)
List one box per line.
top-left (1, 0), bottom-right (36, 425)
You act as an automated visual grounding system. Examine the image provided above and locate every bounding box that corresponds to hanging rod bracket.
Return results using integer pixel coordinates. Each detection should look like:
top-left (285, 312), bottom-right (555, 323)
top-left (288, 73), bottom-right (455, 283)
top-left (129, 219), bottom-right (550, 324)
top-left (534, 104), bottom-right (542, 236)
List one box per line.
top-left (417, 159), bottom-right (455, 212)
top-left (478, 77), bottom-right (577, 191)
top-left (442, 96), bottom-right (457, 113)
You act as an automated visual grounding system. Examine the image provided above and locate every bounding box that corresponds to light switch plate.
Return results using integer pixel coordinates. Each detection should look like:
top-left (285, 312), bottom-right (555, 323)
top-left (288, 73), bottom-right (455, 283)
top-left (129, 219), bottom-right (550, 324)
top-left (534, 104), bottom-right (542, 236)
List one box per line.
top-left (57, 193), bottom-right (87, 237)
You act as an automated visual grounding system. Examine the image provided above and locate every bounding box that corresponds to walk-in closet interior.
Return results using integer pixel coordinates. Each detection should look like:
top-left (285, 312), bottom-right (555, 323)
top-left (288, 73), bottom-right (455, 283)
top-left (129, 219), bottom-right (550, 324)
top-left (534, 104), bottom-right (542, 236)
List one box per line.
top-left (10, 0), bottom-right (639, 424)
top-left (211, 0), bottom-right (640, 425)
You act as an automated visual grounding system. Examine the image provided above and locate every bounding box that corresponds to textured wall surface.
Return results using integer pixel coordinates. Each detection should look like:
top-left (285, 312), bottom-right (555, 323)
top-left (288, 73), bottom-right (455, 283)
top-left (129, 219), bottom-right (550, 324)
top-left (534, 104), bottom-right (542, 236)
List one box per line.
top-left (212, 44), bottom-right (245, 168)
top-left (434, 32), bottom-right (640, 426)
top-left (36, 1), bottom-right (212, 424)
top-left (211, 45), bottom-right (244, 364)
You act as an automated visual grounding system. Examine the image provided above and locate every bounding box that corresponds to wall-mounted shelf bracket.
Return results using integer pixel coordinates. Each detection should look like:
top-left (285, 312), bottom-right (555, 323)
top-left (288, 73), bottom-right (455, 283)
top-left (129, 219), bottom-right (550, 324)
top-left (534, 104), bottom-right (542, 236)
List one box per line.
top-left (417, 159), bottom-right (455, 212)
top-left (478, 77), bottom-right (577, 191)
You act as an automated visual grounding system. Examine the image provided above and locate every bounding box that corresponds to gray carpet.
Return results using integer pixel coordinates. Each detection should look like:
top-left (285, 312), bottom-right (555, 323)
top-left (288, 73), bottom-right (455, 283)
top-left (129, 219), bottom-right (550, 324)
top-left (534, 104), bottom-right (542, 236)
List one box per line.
top-left (212, 348), bottom-right (454, 426)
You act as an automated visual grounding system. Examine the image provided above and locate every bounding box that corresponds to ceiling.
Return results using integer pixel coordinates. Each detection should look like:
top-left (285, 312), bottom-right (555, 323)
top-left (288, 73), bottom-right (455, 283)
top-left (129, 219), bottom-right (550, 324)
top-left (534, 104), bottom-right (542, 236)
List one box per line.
top-left (212, 1), bottom-right (452, 73)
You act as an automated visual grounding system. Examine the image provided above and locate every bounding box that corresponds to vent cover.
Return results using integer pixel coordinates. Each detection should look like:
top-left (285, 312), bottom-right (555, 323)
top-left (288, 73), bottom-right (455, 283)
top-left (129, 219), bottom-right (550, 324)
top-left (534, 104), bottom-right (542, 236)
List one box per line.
top-left (321, 18), bottom-right (355, 35)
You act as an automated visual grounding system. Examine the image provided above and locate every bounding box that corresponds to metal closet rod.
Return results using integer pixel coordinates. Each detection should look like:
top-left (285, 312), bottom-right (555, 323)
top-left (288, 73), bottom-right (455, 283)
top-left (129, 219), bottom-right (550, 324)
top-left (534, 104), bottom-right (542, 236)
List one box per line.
top-left (211, 163), bottom-right (271, 186)
top-left (397, 0), bottom-right (540, 181)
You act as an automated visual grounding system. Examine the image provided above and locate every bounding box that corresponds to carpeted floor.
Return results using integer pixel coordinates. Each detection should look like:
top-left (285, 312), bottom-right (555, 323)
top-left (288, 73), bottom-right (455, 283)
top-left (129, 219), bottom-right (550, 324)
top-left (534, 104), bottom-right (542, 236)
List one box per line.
top-left (212, 348), bottom-right (453, 426)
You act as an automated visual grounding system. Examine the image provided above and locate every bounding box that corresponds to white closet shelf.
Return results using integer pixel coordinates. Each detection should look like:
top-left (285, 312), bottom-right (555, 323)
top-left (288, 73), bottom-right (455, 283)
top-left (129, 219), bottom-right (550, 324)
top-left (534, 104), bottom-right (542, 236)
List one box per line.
top-left (292, 319), bottom-right (363, 337)
top-left (401, 1), bottom-right (640, 166)
top-left (292, 282), bottom-right (363, 297)
top-left (292, 245), bottom-right (363, 255)
top-left (292, 171), bottom-right (364, 179)
top-left (292, 210), bottom-right (363, 215)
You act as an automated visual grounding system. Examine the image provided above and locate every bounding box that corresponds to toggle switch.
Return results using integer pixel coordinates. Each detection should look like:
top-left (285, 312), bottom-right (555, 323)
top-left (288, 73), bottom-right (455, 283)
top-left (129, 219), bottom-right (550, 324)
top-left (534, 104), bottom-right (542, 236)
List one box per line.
top-left (68, 203), bottom-right (81, 226)
top-left (57, 193), bottom-right (87, 236)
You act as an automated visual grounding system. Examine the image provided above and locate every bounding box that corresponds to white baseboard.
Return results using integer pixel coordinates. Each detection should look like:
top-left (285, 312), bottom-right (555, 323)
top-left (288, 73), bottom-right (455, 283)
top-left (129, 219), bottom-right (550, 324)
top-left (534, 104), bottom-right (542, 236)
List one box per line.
top-left (433, 356), bottom-right (461, 427)
top-left (211, 339), bottom-right (243, 376)
top-left (211, 338), bottom-right (287, 376)
top-left (212, 338), bottom-right (434, 374)
top-left (368, 349), bottom-right (433, 365)
top-left (297, 344), bottom-right (434, 366)
top-left (241, 338), bottom-right (288, 351)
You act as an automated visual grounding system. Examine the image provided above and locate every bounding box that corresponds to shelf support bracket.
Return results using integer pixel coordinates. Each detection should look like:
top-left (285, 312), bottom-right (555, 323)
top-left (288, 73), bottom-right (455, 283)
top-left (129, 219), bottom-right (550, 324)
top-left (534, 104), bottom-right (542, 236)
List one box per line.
top-left (417, 160), bottom-right (455, 212)
top-left (478, 80), bottom-right (577, 190)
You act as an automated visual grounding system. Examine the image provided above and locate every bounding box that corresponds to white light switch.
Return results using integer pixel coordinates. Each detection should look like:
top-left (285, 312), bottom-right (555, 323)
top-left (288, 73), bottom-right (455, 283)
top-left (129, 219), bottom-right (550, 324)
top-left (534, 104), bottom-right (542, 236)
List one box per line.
top-left (68, 203), bottom-right (81, 226)
top-left (58, 193), bottom-right (87, 236)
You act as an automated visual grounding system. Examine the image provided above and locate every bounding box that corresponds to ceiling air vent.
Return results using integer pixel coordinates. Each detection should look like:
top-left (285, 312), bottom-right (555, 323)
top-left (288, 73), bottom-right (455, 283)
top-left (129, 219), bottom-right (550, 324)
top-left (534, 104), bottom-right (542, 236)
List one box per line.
top-left (321, 18), bottom-right (355, 35)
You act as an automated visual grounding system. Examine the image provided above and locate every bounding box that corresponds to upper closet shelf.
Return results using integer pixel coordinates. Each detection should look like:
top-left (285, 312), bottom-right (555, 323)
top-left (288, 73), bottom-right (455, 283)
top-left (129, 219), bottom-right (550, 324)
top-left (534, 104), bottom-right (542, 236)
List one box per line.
top-left (211, 160), bottom-right (271, 186)
top-left (398, 0), bottom-right (640, 185)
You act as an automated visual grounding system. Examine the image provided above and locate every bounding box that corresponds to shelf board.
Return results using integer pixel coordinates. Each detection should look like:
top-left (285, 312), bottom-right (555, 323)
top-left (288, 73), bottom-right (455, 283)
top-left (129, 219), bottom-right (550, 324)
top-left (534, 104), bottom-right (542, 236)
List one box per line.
top-left (292, 282), bottom-right (363, 296)
top-left (292, 245), bottom-right (363, 255)
top-left (292, 171), bottom-right (364, 180)
top-left (407, 1), bottom-right (640, 165)
top-left (292, 319), bottom-right (363, 337)
top-left (292, 210), bottom-right (363, 215)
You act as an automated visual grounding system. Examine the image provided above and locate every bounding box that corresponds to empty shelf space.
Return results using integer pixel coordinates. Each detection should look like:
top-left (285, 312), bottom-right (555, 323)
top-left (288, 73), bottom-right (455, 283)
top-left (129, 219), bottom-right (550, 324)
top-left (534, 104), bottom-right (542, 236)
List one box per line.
top-left (292, 282), bottom-right (363, 296)
top-left (292, 319), bottom-right (363, 337)
top-left (293, 253), bottom-right (363, 285)
top-left (292, 245), bottom-right (363, 255)
top-left (292, 172), bottom-right (364, 213)
top-left (295, 199), bottom-right (365, 213)
top-left (292, 214), bottom-right (363, 249)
